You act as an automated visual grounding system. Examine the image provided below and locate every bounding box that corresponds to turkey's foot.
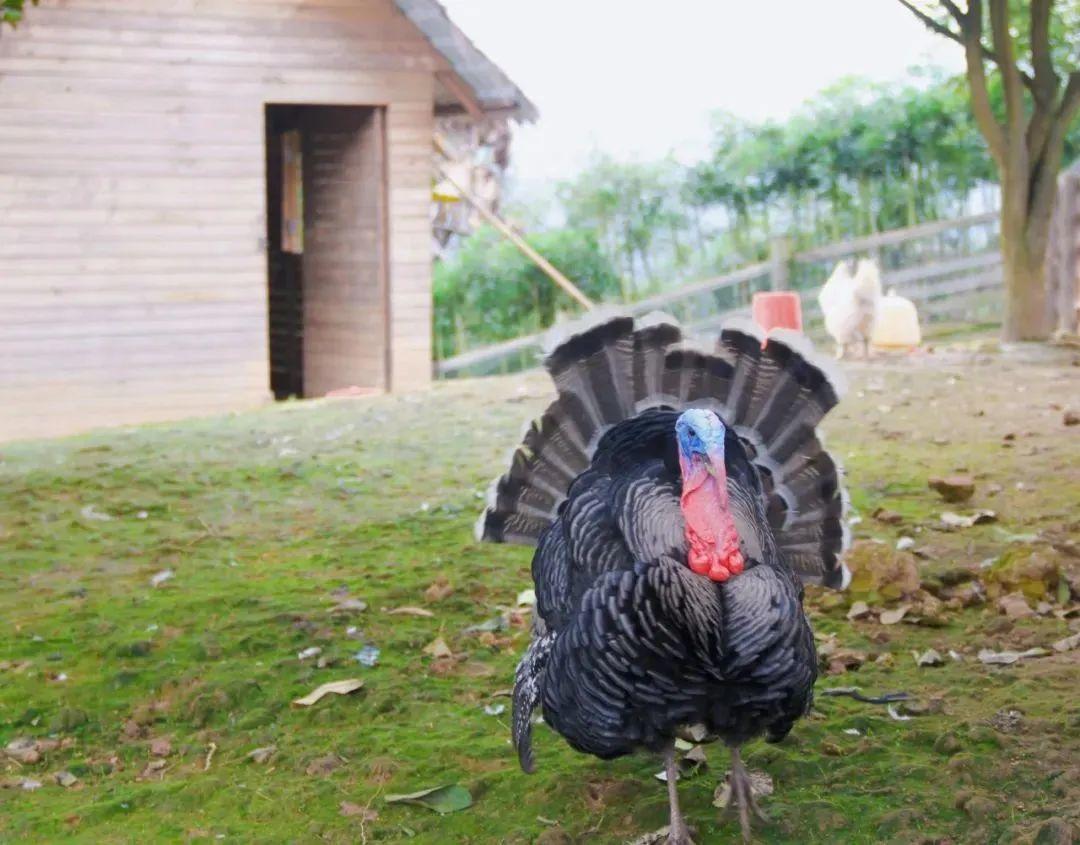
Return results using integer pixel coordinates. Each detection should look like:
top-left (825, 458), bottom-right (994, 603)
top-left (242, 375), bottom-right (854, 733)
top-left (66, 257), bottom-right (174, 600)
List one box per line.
top-left (720, 748), bottom-right (769, 843)
top-left (663, 746), bottom-right (696, 845)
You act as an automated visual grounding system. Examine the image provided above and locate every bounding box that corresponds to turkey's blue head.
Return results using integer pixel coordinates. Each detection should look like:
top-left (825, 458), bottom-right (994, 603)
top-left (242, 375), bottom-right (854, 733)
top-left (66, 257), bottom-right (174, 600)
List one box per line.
top-left (675, 409), bottom-right (745, 582)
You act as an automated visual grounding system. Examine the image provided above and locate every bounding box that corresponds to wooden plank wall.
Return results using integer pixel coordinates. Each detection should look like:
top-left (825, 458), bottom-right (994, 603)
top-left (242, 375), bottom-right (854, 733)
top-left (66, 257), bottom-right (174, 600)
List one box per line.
top-left (0, 0), bottom-right (435, 441)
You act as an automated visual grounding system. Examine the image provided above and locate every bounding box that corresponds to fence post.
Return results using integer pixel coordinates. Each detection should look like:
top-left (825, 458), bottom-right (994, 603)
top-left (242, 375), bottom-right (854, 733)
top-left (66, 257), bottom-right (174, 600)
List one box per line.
top-left (769, 236), bottom-right (792, 291)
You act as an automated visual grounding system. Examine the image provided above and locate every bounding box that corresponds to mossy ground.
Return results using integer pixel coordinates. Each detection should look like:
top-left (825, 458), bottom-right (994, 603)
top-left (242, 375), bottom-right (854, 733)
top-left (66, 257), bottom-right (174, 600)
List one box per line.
top-left (2, 340), bottom-right (1078, 844)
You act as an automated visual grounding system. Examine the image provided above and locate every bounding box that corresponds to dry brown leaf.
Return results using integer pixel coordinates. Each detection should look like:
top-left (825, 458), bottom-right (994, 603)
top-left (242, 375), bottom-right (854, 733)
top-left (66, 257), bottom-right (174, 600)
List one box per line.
top-left (247, 745), bottom-right (277, 764)
top-left (386, 606), bottom-right (435, 618)
top-left (292, 678), bottom-right (364, 707)
top-left (847, 601), bottom-right (871, 621)
top-left (138, 759), bottom-right (167, 780)
top-left (879, 605), bottom-right (910, 625)
top-left (340, 801), bottom-right (379, 821)
top-left (306, 754), bottom-right (342, 777)
top-left (424, 578), bottom-right (455, 602)
top-left (422, 637), bottom-right (453, 659)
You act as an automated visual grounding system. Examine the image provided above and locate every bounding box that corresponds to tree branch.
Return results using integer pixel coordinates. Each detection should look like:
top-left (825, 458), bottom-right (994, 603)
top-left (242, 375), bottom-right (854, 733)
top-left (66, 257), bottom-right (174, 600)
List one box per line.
top-left (1027, 72), bottom-right (1080, 249)
top-left (940, 0), bottom-right (966, 22)
top-left (895, 0), bottom-right (1033, 88)
top-left (1029, 0), bottom-right (1057, 97)
top-left (989, 0), bottom-right (1026, 156)
top-left (1024, 0), bottom-right (1059, 178)
top-left (961, 0), bottom-right (1007, 167)
top-left (1060, 71), bottom-right (1080, 127)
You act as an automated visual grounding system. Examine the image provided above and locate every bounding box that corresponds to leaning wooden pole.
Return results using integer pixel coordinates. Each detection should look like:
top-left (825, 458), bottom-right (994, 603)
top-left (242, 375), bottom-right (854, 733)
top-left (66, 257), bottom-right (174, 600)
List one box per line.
top-left (433, 135), bottom-right (595, 310)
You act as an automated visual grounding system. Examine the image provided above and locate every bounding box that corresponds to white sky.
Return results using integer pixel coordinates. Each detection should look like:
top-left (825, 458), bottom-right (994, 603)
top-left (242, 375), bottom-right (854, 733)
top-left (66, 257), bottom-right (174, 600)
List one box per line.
top-left (441, 0), bottom-right (964, 196)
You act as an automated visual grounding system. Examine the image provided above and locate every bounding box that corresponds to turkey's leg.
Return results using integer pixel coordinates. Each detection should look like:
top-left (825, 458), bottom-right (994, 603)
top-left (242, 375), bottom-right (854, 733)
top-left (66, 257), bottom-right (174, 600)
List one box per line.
top-left (724, 746), bottom-right (768, 843)
top-left (663, 747), bottom-right (694, 845)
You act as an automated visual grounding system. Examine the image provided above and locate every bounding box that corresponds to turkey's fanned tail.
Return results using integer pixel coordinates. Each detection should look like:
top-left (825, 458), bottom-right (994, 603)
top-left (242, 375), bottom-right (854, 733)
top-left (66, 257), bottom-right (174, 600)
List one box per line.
top-left (476, 312), bottom-right (850, 589)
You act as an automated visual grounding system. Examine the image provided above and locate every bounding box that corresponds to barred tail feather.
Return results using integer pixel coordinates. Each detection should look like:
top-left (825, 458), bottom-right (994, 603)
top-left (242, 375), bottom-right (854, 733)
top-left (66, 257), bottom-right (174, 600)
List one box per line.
top-left (477, 311), bottom-right (851, 589)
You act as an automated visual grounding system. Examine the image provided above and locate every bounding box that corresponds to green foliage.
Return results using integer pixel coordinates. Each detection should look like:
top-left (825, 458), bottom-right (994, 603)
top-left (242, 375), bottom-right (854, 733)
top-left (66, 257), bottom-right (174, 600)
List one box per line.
top-left (433, 226), bottom-right (620, 360)
top-left (558, 156), bottom-right (689, 295)
top-left (1, 0), bottom-right (35, 27)
top-left (684, 73), bottom-right (998, 264)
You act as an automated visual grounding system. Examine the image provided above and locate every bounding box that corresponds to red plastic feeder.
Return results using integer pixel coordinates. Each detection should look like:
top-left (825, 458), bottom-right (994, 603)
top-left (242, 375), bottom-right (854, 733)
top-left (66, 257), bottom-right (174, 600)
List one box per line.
top-left (751, 291), bottom-right (803, 337)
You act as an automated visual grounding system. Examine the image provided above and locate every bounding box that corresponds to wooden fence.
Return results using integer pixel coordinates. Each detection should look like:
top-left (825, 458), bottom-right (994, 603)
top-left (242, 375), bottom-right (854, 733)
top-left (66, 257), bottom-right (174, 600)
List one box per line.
top-left (435, 211), bottom-right (1002, 378)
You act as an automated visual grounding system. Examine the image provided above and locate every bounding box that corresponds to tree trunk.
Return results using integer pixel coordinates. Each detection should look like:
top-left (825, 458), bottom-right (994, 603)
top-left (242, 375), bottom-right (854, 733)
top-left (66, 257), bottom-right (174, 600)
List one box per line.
top-left (1000, 185), bottom-right (1053, 340)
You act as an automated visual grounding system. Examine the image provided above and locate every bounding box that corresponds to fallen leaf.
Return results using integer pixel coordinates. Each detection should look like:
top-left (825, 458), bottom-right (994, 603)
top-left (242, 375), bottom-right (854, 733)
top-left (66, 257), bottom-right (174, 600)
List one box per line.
top-left (483, 703), bottom-right (505, 716)
top-left (386, 607), bottom-right (434, 618)
top-left (424, 578), bottom-right (454, 603)
top-left (340, 801), bottom-right (378, 821)
top-left (247, 745), bottom-right (277, 764)
top-left (1052, 632), bottom-right (1080, 652)
top-left (329, 599), bottom-right (368, 615)
top-left (712, 770), bottom-right (773, 808)
top-left (297, 646), bottom-right (322, 661)
top-left (305, 754), bottom-right (341, 777)
top-left (886, 704), bottom-right (912, 721)
top-left (80, 504), bottom-right (113, 522)
top-left (422, 637), bottom-right (453, 659)
top-left (138, 759), bottom-right (167, 780)
top-left (463, 616), bottom-right (506, 634)
top-left (940, 510), bottom-right (997, 529)
top-left (977, 647), bottom-right (1048, 665)
top-left (898, 697), bottom-right (945, 716)
top-left (385, 784), bottom-right (473, 814)
top-left (846, 601), bottom-right (871, 621)
top-left (879, 605), bottom-right (910, 625)
top-left (150, 569), bottom-right (174, 588)
top-left (516, 588), bottom-right (537, 607)
top-left (990, 708), bottom-right (1024, 732)
top-left (292, 678), bottom-right (364, 707)
top-left (54, 771), bottom-right (78, 788)
top-left (5, 737), bottom-right (41, 764)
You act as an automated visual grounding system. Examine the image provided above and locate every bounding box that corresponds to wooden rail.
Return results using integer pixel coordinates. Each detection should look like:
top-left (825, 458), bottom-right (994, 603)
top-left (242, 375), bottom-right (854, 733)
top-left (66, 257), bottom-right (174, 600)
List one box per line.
top-left (792, 211), bottom-right (998, 263)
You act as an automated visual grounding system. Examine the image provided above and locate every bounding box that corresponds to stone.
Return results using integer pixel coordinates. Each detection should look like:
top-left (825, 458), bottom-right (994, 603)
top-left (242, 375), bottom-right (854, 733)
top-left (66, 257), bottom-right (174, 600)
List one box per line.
top-left (873, 507), bottom-right (904, 525)
top-left (1033, 818), bottom-right (1075, 845)
top-left (845, 541), bottom-right (921, 603)
top-left (998, 592), bottom-right (1034, 619)
top-left (928, 475), bottom-right (975, 503)
top-left (960, 795), bottom-right (997, 822)
top-left (535, 830), bottom-right (574, 845)
top-left (985, 548), bottom-right (1065, 602)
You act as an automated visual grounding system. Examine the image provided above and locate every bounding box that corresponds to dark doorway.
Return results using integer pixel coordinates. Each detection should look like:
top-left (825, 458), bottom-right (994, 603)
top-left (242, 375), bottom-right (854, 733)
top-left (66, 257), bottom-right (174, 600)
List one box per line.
top-left (264, 104), bottom-right (388, 400)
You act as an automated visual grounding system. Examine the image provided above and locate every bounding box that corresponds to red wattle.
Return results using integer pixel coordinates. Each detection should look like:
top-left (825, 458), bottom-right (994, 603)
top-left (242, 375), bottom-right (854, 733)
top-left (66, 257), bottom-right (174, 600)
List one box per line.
top-left (681, 465), bottom-right (743, 583)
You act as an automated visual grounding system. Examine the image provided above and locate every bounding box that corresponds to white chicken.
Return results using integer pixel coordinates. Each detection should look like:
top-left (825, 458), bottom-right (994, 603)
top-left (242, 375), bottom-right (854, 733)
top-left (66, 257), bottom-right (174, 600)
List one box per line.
top-left (817, 258), bottom-right (882, 359)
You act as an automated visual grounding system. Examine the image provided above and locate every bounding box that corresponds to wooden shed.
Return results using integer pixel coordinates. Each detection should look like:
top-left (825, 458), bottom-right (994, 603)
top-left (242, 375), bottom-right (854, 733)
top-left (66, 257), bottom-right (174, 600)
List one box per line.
top-left (0, 0), bottom-right (535, 441)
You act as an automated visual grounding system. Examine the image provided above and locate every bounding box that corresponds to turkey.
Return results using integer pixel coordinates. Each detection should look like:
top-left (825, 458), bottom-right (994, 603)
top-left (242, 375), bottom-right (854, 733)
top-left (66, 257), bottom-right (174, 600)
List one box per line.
top-left (477, 312), bottom-right (850, 843)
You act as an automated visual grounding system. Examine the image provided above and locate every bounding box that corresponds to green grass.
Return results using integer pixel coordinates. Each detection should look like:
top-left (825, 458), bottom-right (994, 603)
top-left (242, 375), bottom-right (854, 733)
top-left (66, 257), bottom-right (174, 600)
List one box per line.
top-left (2, 347), bottom-right (1079, 844)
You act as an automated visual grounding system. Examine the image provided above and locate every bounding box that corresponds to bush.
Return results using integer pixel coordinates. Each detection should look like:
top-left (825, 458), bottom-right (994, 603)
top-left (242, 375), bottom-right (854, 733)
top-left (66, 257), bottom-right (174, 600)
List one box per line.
top-left (433, 226), bottom-right (621, 360)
